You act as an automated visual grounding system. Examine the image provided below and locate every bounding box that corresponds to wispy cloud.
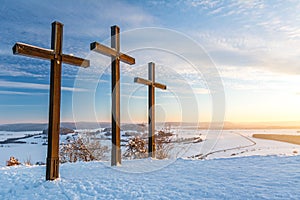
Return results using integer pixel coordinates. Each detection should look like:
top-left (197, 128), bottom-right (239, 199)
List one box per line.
top-left (179, 0), bottom-right (300, 76)
top-left (0, 80), bottom-right (88, 92)
top-left (0, 90), bottom-right (45, 95)
top-left (186, 0), bottom-right (221, 9)
top-left (0, 104), bottom-right (44, 107)
top-left (218, 65), bottom-right (300, 93)
top-left (0, 67), bottom-right (45, 78)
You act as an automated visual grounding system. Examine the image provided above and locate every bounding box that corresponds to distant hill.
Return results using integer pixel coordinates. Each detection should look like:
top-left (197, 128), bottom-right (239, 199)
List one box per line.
top-left (0, 122), bottom-right (110, 132)
top-left (1, 121), bottom-right (300, 131)
top-left (0, 123), bottom-right (48, 132)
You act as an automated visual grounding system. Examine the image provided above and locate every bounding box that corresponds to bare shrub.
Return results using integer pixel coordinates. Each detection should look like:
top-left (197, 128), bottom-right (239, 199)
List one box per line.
top-left (83, 136), bottom-right (109, 161)
top-left (24, 156), bottom-right (32, 166)
top-left (6, 156), bottom-right (21, 166)
top-left (60, 134), bottom-right (109, 163)
top-left (123, 130), bottom-right (173, 160)
top-left (123, 137), bottom-right (148, 159)
top-left (155, 130), bottom-right (173, 159)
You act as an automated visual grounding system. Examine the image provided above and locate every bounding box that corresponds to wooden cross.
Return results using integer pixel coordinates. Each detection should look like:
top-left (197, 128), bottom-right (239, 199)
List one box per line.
top-left (12, 21), bottom-right (90, 180)
top-left (134, 62), bottom-right (167, 158)
top-left (90, 25), bottom-right (135, 166)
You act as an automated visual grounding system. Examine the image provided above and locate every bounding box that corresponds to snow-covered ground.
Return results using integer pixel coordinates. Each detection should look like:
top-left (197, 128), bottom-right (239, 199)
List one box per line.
top-left (195, 129), bottom-right (300, 159)
top-left (1, 128), bottom-right (300, 199)
top-left (1, 128), bottom-right (300, 166)
top-left (1, 156), bottom-right (300, 199)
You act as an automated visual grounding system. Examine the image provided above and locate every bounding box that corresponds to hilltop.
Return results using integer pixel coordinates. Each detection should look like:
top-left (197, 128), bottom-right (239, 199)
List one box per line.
top-left (0, 156), bottom-right (300, 199)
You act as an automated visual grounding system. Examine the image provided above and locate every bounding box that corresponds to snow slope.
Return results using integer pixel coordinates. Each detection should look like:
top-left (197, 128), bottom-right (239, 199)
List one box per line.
top-left (0, 156), bottom-right (300, 199)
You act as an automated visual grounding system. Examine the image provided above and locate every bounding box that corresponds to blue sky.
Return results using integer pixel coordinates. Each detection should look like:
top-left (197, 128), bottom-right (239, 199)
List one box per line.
top-left (0, 0), bottom-right (300, 124)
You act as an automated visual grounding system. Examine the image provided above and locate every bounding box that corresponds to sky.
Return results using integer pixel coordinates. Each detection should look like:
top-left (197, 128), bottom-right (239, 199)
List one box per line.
top-left (0, 0), bottom-right (300, 124)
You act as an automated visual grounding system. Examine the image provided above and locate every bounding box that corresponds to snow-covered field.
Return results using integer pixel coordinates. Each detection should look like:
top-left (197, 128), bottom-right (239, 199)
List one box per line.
top-left (1, 128), bottom-right (300, 166)
top-left (1, 128), bottom-right (300, 199)
top-left (1, 156), bottom-right (300, 199)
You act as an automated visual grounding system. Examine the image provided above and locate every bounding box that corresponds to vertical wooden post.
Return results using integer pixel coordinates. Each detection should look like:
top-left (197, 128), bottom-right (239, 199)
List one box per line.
top-left (90, 26), bottom-right (135, 166)
top-left (13, 21), bottom-right (89, 180)
top-left (111, 26), bottom-right (121, 166)
top-left (46, 22), bottom-right (63, 180)
top-left (134, 62), bottom-right (166, 158)
top-left (148, 62), bottom-right (155, 158)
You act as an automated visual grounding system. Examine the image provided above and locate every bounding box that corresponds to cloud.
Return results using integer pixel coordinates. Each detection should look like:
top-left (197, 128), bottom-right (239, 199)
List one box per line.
top-left (0, 104), bottom-right (44, 107)
top-left (193, 87), bottom-right (211, 94)
top-left (186, 0), bottom-right (221, 9)
top-left (218, 65), bottom-right (300, 93)
top-left (0, 91), bottom-right (45, 95)
top-left (121, 94), bottom-right (146, 100)
top-left (0, 67), bottom-right (45, 78)
top-left (208, 6), bottom-right (225, 15)
top-left (191, 17), bottom-right (300, 75)
top-left (0, 0), bottom-right (158, 86)
top-left (0, 80), bottom-right (88, 92)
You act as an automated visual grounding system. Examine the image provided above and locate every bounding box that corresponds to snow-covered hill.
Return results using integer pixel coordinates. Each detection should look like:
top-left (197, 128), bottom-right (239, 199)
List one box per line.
top-left (1, 156), bottom-right (300, 199)
top-left (1, 128), bottom-right (300, 199)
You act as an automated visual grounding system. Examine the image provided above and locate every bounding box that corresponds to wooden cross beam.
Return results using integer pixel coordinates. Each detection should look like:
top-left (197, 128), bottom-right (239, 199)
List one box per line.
top-left (12, 21), bottom-right (90, 180)
top-left (90, 26), bottom-right (135, 166)
top-left (134, 62), bottom-right (167, 158)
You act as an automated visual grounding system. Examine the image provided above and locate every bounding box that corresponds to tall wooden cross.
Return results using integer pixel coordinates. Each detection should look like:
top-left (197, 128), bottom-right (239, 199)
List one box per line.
top-left (12, 21), bottom-right (90, 180)
top-left (90, 25), bottom-right (135, 166)
top-left (134, 62), bottom-right (167, 158)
